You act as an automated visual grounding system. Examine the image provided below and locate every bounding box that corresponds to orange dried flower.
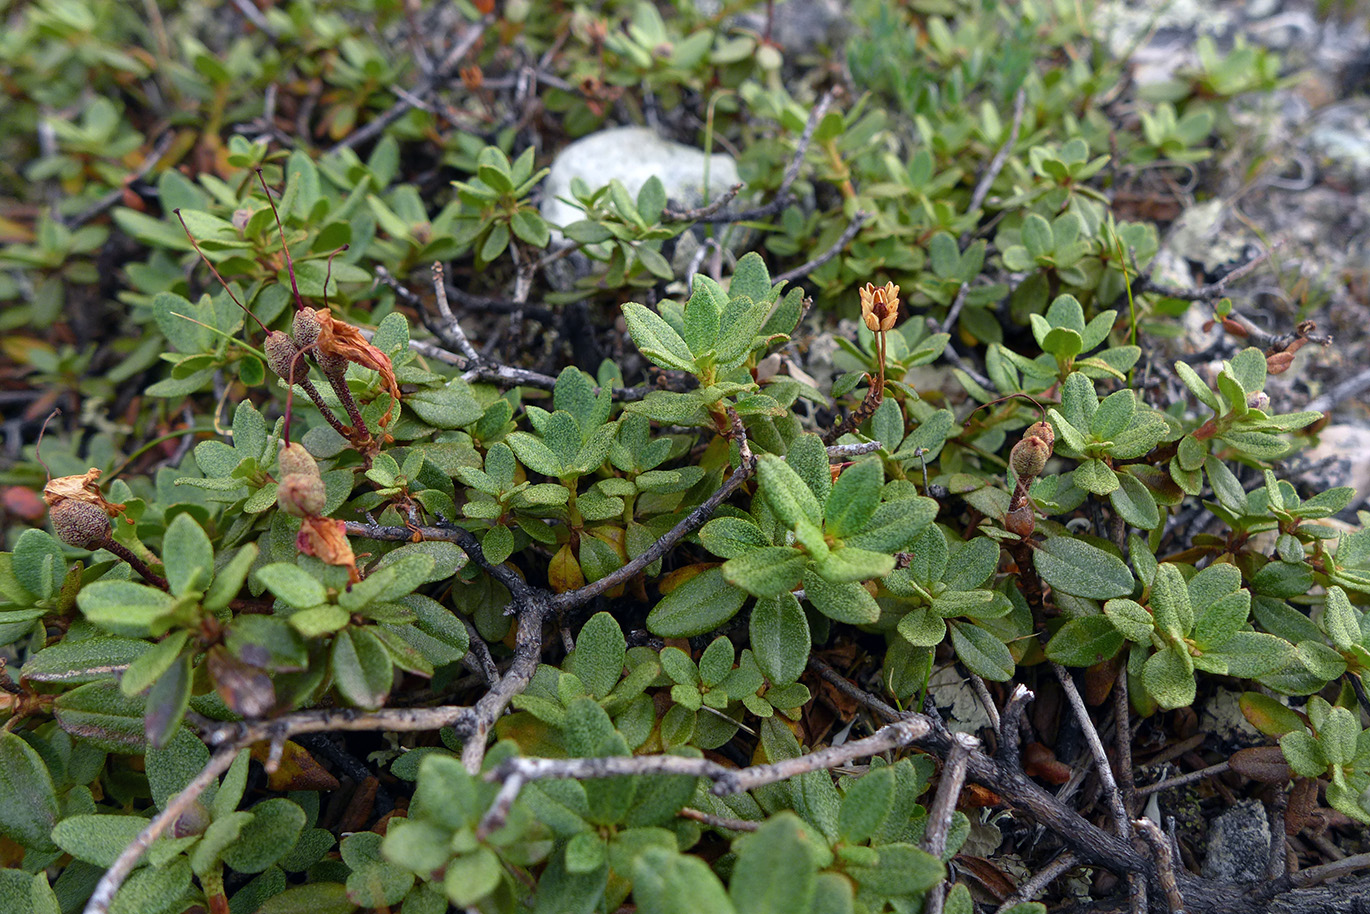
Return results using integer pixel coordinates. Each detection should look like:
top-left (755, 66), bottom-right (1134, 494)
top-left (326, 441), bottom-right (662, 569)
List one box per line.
top-left (859, 281), bottom-right (900, 333)
top-left (310, 308), bottom-right (402, 429)
top-left (42, 468), bottom-right (127, 519)
top-left (296, 515), bottom-right (360, 584)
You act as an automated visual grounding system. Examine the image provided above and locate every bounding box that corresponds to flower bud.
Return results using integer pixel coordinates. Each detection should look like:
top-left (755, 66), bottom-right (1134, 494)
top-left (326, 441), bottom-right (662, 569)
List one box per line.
top-left (50, 499), bottom-right (112, 549)
top-left (1246, 390), bottom-right (1270, 412)
top-left (277, 473), bottom-right (326, 517)
top-left (264, 331), bottom-right (302, 382)
top-left (1010, 434), bottom-right (1051, 480)
top-left (171, 800), bottom-right (212, 838)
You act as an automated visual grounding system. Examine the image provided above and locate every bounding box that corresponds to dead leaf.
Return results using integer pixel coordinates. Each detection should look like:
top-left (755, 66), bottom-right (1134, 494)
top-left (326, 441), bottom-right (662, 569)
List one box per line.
top-left (251, 740), bottom-right (341, 791)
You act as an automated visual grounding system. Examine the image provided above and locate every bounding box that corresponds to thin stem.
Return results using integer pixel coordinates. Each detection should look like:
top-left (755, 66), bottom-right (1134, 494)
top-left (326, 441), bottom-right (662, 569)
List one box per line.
top-left (1052, 662), bottom-right (1129, 839)
top-left (101, 538), bottom-right (168, 591)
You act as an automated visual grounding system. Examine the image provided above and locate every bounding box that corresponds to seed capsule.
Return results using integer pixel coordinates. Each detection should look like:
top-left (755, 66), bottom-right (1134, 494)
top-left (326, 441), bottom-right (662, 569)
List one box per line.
top-left (50, 499), bottom-right (112, 549)
top-left (264, 331), bottom-right (302, 382)
top-left (1023, 421), bottom-right (1055, 451)
top-left (1010, 434), bottom-right (1052, 480)
top-left (277, 474), bottom-right (326, 517)
top-left (291, 307), bottom-right (320, 349)
top-left (277, 442), bottom-right (321, 481)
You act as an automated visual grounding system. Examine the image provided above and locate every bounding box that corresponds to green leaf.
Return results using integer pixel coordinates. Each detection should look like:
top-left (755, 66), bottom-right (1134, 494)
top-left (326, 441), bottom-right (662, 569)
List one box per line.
top-left (722, 547), bottom-right (806, 597)
top-left (1103, 599), bottom-right (1155, 642)
top-left (730, 813), bottom-right (818, 914)
top-left (331, 628), bottom-right (394, 709)
top-left (949, 621), bottom-right (1015, 681)
top-left (803, 570), bottom-right (880, 625)
top-left (647, 567), bottom-right (748, 637)
top-left (749, 594), bottom-right (810, 686)
top-left (571, 612), bottom-right (627, 700)
top-left (825, 458), bottom-right (883, 538)
top-left (700, 517), bottom-right (771, 559)
top-left (632, 847), bottom-right (737, 914)
top-left (12, 529), bottom-right (66, 602)
top-left (1110, 473), bottom-right (1160, 530)
top-left (1322, 586), bottom-right (1360, 652)
top-left (1046, 615), bottom-right (1125, 667)
top-left (340, 554), bottom-right (435, 610)
top-left (756, 454), bottom-right (823, 530)
top-left (1142, 646), bottom-right (1196, 710)
top-left (221, 798), bottom-right (306, 873)
top-left (622, 303), bottom-right (696, 372)
top-left (76, 580), bottom-right (177, 637)
top-left (813, 547), bottom-right (895, 584)
top-left (0, 731), bottom-right (58, 850)
top-left (1034, 537), bottom-right (1134, 600)
top-left (1149, 564), bottom-right (1193, 640)
top-left (837, 767), bottom-right (895, 844)
top-left (256, 563), bottom-right (327, 609)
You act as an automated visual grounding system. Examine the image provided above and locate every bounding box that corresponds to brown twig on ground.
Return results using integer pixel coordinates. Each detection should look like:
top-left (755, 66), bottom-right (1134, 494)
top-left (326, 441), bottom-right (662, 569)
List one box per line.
top-left (1135, 760), bottom-right (1231, 798)
top-left (677, 807), bottom-right (759, 832)
top-left (992, 851), bottom-right (1078, 913)
top-left (1052, 662), bottom-right (1130, 838)
top-left (1113, 661), bottom-right (1136, 817)
top-left (1135, 243), bottom-right (1276, 303)
top-left (1137, 818), bottom-right (1185, 913)
top-left (922, 732), bottom-right (978, 914)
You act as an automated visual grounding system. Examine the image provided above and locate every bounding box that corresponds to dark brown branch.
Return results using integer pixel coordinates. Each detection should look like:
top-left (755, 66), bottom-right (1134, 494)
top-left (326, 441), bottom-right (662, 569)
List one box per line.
top-left (1136, 760), bottom-right (1231, 798)
top-left (1136, 244), bottom-right (1276, 303)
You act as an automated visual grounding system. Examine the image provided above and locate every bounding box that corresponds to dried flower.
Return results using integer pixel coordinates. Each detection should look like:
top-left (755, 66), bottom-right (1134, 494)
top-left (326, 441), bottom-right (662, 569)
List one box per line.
top-left (297, 515), bottom-right (360, 583)
top-left (310, 308), bottom-right (401, 429)
top-left (859, 281), bottom-right (900, 333)
top-left (43, 467), bottom-right (126, 519)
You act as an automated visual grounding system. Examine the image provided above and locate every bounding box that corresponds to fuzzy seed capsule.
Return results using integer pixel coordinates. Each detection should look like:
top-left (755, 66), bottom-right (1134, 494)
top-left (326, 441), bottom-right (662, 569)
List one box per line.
top-left (277, 442), bottom-right (321, 482)
top-left (1023, 421), bottom-right (1055, 451)
top-left (50, 499), bottom-right (112, 549)
top-left (291, 307), bottom-right (321, 349)
top-left (264, 331), bottom-right (302, 382)
top-left (277, 474), bottom-right (326, 517)
top-left (1010, 434), bottom-right (1052, 480)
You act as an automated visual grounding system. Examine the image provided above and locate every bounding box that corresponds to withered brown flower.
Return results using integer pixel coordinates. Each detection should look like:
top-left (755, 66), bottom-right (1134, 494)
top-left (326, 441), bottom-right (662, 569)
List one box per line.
top-left (42, 467), bottom-right (127, 519)
top-left (296, 515), bottom-right (360, 584)
top-left (310, 308), bottom-right (402, 430)
top-left (859, 281), bottom-right (900, 333)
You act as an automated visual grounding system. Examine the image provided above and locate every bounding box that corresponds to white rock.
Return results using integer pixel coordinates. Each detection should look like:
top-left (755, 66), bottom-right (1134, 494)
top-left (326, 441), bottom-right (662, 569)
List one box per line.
top-left (539, 127), bottom-right (740, 235)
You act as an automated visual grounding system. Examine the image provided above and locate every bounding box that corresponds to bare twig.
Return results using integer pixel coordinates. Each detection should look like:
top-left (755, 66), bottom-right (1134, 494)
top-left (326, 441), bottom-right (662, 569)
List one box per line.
top-left (661, 183), bottom-right (745, 222)
top-left (1136, 760), bottom-right (1230, 798)
top-left (993, 851), bottom-right (1078, 914)
top-left (66, 132), bottom-right (176, 228)
top-left (1292, 852), bottom-right (1370, 887)
top-left (476, 718), bottom-right (931, 837)
top-left (997, 684), bottom-right (1034, 770)
top-left (964, 87), bottom-right (1027, 229)
top-left (1137, 244), bottom-right (1276, 303)
top-left (1136, 818), bottom-right (1185, 913)
top-left (428, 261), bottom-right (480, 360)
top-left (922, 732), bottom-right (978, 914)
top-left (690, 89), bottom-right (836, 225)
top-left (83, 745), bottom-right (242, 914)
top-left (1113, 662), bottom-right (1135, 817)
top-left (677, 807), bottom-right (759, 832)
top-left (1306, 366), bottom-right (1370, 415)
top-left (228, 0), bottom-right (277, 36)
top-left (1053, 662), bottom-right (1129, 839)
top-left (967, 672), bottom-right (1002, 736)
top-left (772, 211), bottom-right (869, 285)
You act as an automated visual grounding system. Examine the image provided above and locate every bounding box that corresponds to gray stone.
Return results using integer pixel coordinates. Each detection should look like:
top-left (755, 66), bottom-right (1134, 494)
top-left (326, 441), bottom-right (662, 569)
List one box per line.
top-left (733, 0), bottom-right (850, 54)
top-left (927, 665), bottom-right (993, 735)
top-left (539, 126), bottom-right (740, 236)
top-left (1202, 799), bottom-right (1271, 883)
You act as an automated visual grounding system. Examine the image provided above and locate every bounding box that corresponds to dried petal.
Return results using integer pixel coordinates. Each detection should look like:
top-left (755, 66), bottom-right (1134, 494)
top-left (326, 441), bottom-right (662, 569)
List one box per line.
top-left (311, 309), bottom-right (401, 428)
top-left (42, 467), bottom-right (127, 519)
top-left (297, 515), bottom-right (360, 583)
